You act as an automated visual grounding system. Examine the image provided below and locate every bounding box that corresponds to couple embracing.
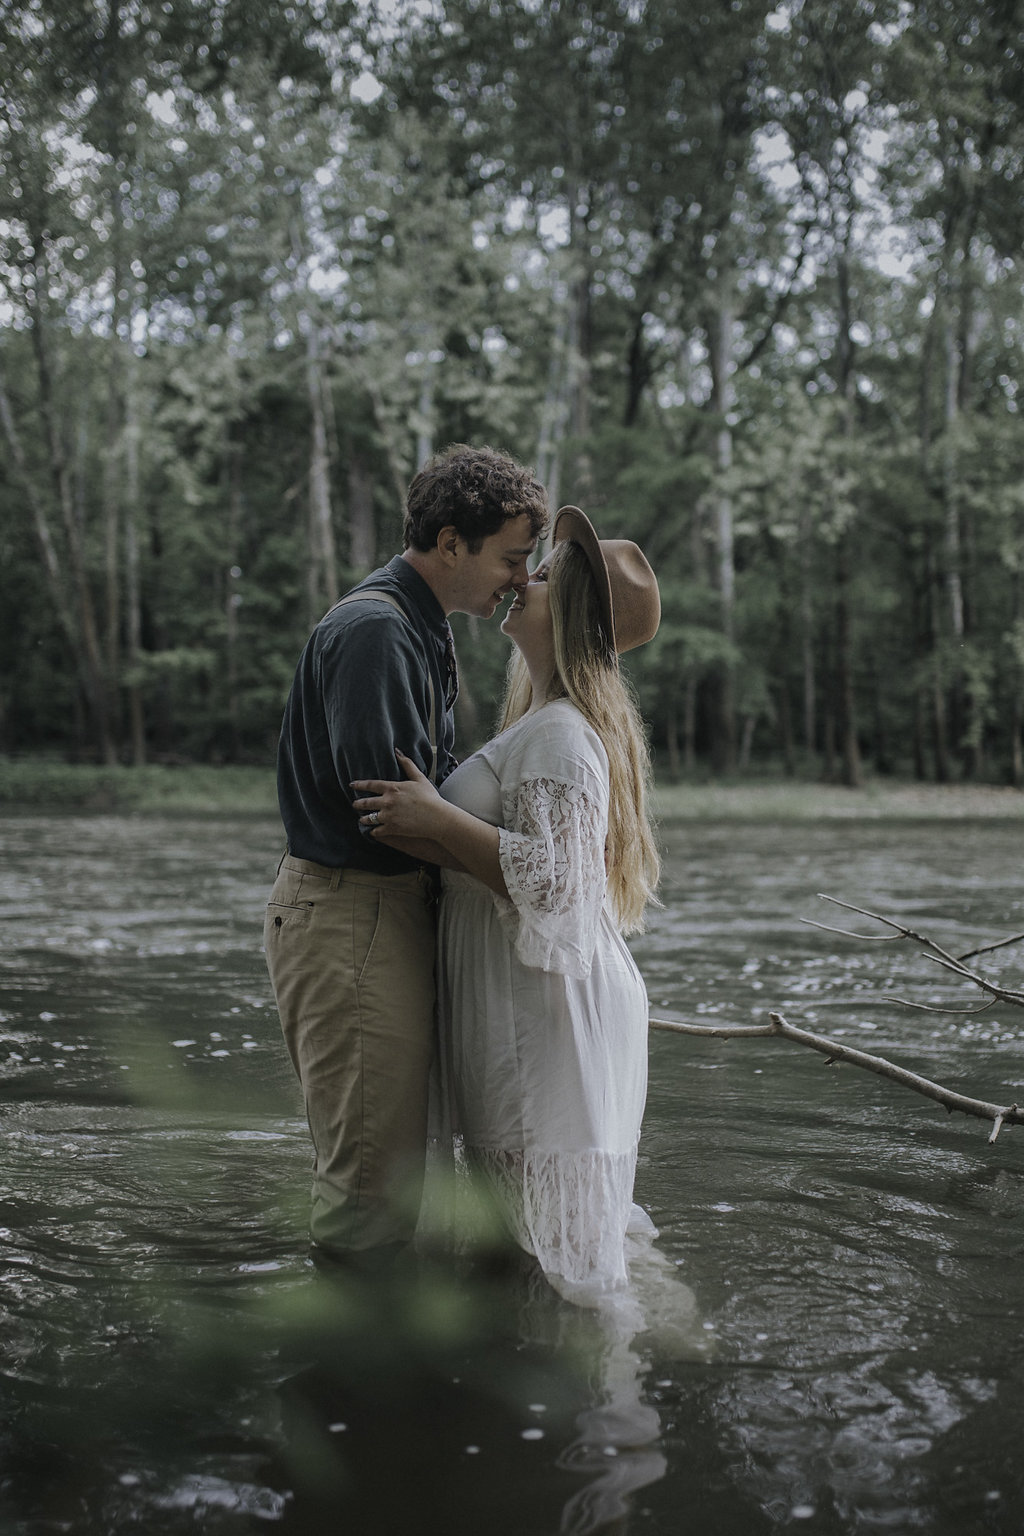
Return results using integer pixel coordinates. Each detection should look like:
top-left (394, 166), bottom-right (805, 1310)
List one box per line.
top-left (264, 444), bottom-right (661, 1306)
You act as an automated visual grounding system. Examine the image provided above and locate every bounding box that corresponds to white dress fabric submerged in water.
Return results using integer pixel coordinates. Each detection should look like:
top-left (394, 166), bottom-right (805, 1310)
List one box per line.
top-left (435, 698), bottom-right (652, 1303)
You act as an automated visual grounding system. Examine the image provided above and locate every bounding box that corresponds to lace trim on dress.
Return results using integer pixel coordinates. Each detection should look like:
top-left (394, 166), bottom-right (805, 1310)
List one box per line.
top-left (495, 776), bottom-right (607, 978)
top-left (468, 1144), bottom-right (637, 1294)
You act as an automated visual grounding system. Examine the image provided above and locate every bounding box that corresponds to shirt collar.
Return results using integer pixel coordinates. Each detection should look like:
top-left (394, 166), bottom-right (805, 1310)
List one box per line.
top-left (385, 555), bottom-right (447, 631)
top-left (385, 557), bottom-right (458, 708)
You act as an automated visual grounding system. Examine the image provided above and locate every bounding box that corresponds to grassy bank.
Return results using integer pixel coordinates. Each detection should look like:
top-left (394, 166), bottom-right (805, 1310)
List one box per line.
top-left (652, 778), bottom-right (1024, 821)
top-left (2, 759), bottom-right (1023, 819)
top-left (0, 760), bottom-right (279, 814)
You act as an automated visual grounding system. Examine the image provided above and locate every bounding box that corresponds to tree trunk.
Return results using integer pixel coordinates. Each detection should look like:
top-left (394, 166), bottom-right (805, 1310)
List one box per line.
top-left (942, 308), bottom-right (965, 643)
top-left (1011, 695), bottom-right (1023, 790)
top-left (835, 533), bottom-right (863, 787)
top-left (0, 357), bottom-right (115, 762)
top-left (707, 297), bottom-right (737, 773)
top-left (1009, 543), bottom-right (1024, 788)
top-left (303, 314), bottom-right (338, 625)
top-left (823, 703), bottom-right (837, 784)
top-left (365, 374), bottom-right (412, 518)
top-left (939, 300), bottom-right (969, 772)
top-left (624, 307), bottom-right (654, 428)
top-left (124, 362), bottom-right (146, 765)
top-left (348, 455), bottom-right (376, 573)
top-left (869, 655), bottom-right (889, 774)
top-left (778, 682), bottom-right (795, 777)
top-left (664, 699), bottom-right (681, 779)
top-left (833, 250), bottom-right (861, 788)
top-left (683, 674), bottom-right (698, 772)
top-left (536, 309), bottom-right (570, 517)
top-left (801, 524), bottom-right (817, 762)
top-left (103, 260), bottom-right (127, 758)
top-left (912, 690), bottom-right (927, 782)
top-left (99, 0), bottom-right (130, 760)
top-left (564, 184), bottom-right (593, 499)
top-left (925, 538), bottom-right (951, 782)
top-left (223, 439), bottom-right (243, 763)
top-left (739, 713), bottom-right (756, 771)
top-left (414, 360), bottom-right (436, 472)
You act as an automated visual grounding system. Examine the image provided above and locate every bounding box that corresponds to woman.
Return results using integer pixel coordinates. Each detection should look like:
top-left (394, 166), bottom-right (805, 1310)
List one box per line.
top-left (351, 507), bottom-right (661, 1303)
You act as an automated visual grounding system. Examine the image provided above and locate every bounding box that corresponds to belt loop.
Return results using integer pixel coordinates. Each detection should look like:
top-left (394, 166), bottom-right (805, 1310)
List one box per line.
top-left (276, 847), bottom-right (287, 876)
top-left (329, 868), bottom-right (343, 891)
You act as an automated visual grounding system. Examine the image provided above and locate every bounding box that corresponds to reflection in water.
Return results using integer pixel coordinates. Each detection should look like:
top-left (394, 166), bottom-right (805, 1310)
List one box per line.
top-left (2, 812), bottom-right (1024, 1532)
top-left (554, 1337), bottom-right (665, 1536)
top-left (273, 1195), bottom-right (709, 1534)
top-left (551, 1233), bottom-right (709, 1536)
top-left (273, 1253), bottom-right (676, 1536)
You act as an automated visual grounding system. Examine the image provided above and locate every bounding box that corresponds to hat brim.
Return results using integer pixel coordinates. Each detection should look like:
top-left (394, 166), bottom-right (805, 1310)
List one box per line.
top-left (552, 505), bottom-right (617, 652)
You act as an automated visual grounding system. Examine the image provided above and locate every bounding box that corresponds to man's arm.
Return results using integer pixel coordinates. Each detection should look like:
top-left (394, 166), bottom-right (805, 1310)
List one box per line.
top-left (320, 608), bottom-right (438, 809)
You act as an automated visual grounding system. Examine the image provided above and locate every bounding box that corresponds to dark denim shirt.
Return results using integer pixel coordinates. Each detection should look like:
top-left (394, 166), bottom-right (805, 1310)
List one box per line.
top-left (276, 557), bottom-right (457, 873)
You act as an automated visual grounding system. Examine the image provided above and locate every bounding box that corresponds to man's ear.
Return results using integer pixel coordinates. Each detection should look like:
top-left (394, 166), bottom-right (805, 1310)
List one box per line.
top-left (436, 525), bottom-right (461, 567)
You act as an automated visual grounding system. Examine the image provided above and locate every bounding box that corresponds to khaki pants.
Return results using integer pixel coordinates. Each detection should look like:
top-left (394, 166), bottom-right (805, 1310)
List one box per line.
top-left (264, 853), bottom-right (437, 1254)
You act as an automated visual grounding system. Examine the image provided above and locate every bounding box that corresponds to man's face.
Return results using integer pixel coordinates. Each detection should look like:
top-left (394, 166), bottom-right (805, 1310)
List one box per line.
top-left (450, 512), bottom-right (538, 619)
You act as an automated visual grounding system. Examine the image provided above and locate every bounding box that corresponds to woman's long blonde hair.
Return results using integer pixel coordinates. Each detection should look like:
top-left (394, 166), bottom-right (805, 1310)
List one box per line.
top-left (498, 539), bottom-right (660, 933)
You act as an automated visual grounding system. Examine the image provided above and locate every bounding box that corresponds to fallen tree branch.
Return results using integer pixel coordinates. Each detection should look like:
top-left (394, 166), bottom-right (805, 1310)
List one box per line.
top-left (922, 951), bottom-right (1024, 1007)
top-left (648, 1011), bottom-right (1024, 1143)
top-left (648, 898), bottom-right (1024, 1143)
top-left (880, 995), bottom-right (997, 1016)
top-left (964, 933), bottom-right (1024, 958)
top-left (809, 895), bottom-right (1024, 1008)
top-left (957, 932), bottom-right (1024, 963)
top-left (803, 918), bottom-right (901, 943)
top-left (647, 1019), bottom-right (776, 1040)
top-left (806, 894), bottom-right (964, 965)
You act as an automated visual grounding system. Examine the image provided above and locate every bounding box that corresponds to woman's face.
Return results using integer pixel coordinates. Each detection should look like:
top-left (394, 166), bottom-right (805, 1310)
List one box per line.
top-left (500, 555), bottom-right (554, 665)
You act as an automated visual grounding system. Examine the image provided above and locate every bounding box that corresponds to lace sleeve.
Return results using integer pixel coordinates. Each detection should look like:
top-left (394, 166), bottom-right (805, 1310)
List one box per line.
top-left (494, 776), bottom-right (608, 978)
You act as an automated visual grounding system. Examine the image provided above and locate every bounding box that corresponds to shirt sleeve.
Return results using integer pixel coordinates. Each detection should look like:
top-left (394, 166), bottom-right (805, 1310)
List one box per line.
top-left (492, 713), bottom-right (610, 978)
top-left (316, 606), bottom-right (436, 793)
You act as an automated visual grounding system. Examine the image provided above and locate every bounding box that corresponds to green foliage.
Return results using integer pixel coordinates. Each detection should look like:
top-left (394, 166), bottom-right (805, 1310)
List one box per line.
top-left (1, 0), bottom-right (1024, 782)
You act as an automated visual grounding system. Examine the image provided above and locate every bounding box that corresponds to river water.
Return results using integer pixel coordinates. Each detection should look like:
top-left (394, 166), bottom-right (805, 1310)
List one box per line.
top-left (1, 811), bottom-right (1023, 1534)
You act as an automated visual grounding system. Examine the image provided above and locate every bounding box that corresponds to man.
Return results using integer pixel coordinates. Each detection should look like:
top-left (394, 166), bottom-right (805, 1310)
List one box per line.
top-left (264, 444), bottom-right (548, 1267)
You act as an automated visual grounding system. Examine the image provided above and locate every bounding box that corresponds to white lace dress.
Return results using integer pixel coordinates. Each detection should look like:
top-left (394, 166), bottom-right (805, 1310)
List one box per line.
top-left (435, 699), bottom-right (651, 1302)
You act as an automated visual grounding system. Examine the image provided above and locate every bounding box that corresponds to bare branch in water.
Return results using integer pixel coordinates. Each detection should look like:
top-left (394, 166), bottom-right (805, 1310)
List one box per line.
top-left (649, 899), bottom-right (1024, 1143)
top-left (802, 918), bottom-right (901, 943)
top-left (648, 1011), bottom-right (1024, 1142)
top-left (814, 894), bottom-right (910, 931)
top-left (812, 895), bottom-right (1024, 1008)
top-left (881, 994), bottom-right (997, 1017)
top-left (648, 1018), bottom-right (776, 1040)
top-left (922, 953), bottom-right (1024, 1007)
top-left (958, 932), bottom-right (1024, 963)
top-left (814, 895), bottom-right (965, 967)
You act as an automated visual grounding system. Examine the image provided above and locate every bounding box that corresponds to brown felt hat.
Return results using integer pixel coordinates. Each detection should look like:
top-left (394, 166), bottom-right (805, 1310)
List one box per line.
top-left (552, 506), bottom-right (661, 654)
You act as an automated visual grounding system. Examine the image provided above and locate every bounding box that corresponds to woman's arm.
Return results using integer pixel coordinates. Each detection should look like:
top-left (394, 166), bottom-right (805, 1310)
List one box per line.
top-left (372, 835), bottom-right (468, 873)
top-left (351, 752), bottom-right (507, 896)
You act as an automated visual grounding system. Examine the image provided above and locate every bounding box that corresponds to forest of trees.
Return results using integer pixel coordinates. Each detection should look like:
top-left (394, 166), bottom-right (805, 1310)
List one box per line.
top-left (1, 0), bottom-right (1023, 784)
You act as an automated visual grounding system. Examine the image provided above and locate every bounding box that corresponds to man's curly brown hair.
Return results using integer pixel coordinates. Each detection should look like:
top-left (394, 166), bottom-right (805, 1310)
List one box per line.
top-left (403, 444), bottom-right (549, 553)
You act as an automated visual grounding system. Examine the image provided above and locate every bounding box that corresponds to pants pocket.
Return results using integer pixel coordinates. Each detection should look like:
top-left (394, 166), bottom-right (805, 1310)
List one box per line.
top-left (352, 889), bottom-right (383, 984)
top-left (265, 898), bottom-right (315, 934)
